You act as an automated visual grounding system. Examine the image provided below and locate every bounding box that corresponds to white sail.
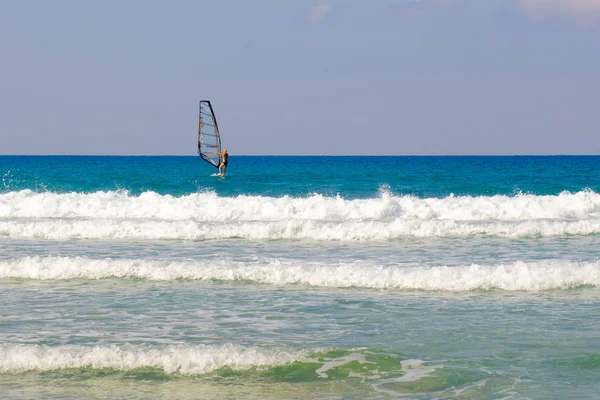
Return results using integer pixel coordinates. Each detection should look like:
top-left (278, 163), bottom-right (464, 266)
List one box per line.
top-left (197, 100), bottom-right (222, 168)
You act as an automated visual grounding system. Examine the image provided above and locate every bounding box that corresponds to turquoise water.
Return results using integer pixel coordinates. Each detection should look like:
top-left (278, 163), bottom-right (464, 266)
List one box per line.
top-left (1, 156), bottom-right (599, 399)
top-left (3, 155), bottom-right (598, 197)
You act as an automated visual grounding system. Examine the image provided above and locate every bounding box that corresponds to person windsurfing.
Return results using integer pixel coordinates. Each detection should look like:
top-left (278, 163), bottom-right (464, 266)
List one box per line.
top-left (215, 149), bottom-right (228, 176)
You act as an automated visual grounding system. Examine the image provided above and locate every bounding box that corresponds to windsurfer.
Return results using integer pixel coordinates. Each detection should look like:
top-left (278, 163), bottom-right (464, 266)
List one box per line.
top-left (215, 149), bottom-right (228, 176)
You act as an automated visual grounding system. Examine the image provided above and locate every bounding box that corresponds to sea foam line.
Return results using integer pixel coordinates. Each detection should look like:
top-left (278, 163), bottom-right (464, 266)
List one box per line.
top-left (2, 256), bottom-right (599, 291)
top-left (0, 344), bottom-right (306, 374)
top-left (1, 218), bottom-right (600, 240)
top-left (1, 189), bottom-right (599, 240)
top-left (1, 189), bottom-right (599, 221)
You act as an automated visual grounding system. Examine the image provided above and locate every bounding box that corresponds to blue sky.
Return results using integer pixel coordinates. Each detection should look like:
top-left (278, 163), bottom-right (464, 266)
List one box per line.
top-left (1, 0), bottom-right (599, 155)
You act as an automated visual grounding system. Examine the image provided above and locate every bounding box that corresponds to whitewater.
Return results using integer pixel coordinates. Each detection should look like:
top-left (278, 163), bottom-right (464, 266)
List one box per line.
top-left (2, 256), bottom-right (600, 291)
top-left (1, 189), bottom-right (600, 240)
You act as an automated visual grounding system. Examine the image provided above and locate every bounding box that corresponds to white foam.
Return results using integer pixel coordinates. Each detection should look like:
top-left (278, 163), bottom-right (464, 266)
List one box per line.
top-left (0, 189), bottom-right (599, 221)
top-left (2, 256), bottom-right (599, 291)
top-left (314, 352), bottom-right (372, 378)
top-left (396, 359), bottom-right (439, 382)
top-left (0, 189), bottom-right (599, 240)
top-left (0, 343), bottom-right (305, 374)
top-left (0, 213), bottom-right (599, 240)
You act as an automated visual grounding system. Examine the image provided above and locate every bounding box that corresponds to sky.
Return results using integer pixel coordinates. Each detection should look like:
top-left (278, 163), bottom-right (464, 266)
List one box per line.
top-left (1, 0), bottom-right (599, 155)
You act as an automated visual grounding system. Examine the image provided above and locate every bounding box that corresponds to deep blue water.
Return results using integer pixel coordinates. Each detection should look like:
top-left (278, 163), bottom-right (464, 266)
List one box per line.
top-left (2, 155), bottom-right (598, 197)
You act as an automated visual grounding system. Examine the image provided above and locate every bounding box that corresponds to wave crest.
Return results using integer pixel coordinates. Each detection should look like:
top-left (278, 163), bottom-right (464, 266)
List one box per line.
top-left (0, 344), bottom-right (306, 375)
top-left (2, 256), bottom-right (599, 291)
top-left (1, 190), bottom-right (599, 240)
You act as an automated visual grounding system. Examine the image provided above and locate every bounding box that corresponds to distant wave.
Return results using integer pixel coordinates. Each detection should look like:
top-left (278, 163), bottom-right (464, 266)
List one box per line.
top-left (0, 189), bottom-right (599, 240)
top-left (2, 256), bottom-right (599, 291)
top-left (2, 189), bottom-right (600, 221)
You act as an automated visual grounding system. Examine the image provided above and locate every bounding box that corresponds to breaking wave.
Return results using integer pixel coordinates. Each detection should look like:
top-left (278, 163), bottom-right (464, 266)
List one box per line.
top-left (0, 189), bottom-right (599, 240)
top-left (0, 343), bottom-right (306, 375)
top-left (2, 256), bottom-right (599, 291)
top-left (0, 344), bottom-right (407, 380)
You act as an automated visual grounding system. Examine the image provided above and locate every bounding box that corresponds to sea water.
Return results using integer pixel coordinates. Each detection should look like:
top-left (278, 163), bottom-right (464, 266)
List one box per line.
top-left (0, 156), bottom-right (599, 399)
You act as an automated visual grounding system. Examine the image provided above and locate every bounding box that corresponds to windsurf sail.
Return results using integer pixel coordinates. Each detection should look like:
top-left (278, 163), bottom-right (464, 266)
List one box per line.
top-left (197, 100), bottom-right (222, 168)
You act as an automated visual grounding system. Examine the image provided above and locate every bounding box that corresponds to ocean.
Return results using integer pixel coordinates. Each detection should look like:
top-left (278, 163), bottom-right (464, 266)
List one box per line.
top-left (0, 155), bottom-right (599, 399)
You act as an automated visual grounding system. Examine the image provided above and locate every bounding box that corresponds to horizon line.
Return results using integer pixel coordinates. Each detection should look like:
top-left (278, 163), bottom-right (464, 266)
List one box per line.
top-left (1, 154), bottom-right (599, 157)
